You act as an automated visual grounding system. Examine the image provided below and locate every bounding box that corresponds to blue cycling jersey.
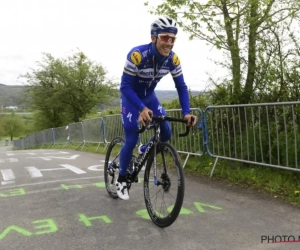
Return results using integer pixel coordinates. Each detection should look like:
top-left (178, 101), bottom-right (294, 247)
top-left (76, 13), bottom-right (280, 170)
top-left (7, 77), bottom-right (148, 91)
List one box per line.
top-left (120, 42), bottom-right (190, 116)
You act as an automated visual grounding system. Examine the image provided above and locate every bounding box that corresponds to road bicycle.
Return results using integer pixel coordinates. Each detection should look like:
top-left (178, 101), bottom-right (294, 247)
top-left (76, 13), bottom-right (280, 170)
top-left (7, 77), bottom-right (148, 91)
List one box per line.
top-left (104, 114), bottom-right (194, 227)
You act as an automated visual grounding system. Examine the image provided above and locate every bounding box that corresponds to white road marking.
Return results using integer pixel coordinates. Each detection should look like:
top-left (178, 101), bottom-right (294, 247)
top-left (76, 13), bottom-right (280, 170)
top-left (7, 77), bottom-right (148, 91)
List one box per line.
top-left (50, 155), bottom-right (80, 160)
top-left (1, 180), bottom-right (15, 185)
top-left (60, 164), bottom-right (86, 174)
top-left (41, 151), bottom-right (69, 155)
top-left (24, 164), bottom-right (86, 177)
top-left (7, 158), bottom-right (18, 163)
top-left (0, 176), bottom-right (103, 190)
top-left (88, 165), bottom-right (104, 171)
top-left (1, 169), bottom-right (16, 184)
top-left (38, 168), bottom-right (65, 171)
top-left (28, 157), bottom-right (52, 161)
top-left (27, 155), bottom-right (79, 161)
top-left (1, 169), bottom-right (15, 181)
top-left (25, 167), bottom-right (44, 178)
top-left (5, 150), bottom-right (66, 156)
top-left (22, 182), bottom-right (104, 195)
top-left (0, 158), bottom-right (19, 163)
top-left (6, 152), bottom-right (37, 156)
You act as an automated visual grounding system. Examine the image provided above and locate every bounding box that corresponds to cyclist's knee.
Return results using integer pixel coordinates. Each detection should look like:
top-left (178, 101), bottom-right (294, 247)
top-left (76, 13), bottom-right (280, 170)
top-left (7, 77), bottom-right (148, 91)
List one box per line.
top-left (124, 130), bottom-right (139, 149)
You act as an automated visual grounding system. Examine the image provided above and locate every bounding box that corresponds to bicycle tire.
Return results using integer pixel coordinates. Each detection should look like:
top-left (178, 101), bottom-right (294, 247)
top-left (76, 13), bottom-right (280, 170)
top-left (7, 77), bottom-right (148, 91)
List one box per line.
top-left (104, 136), bottom-right (125, 199)
top-left (143, 142), bottom-right (185, 227)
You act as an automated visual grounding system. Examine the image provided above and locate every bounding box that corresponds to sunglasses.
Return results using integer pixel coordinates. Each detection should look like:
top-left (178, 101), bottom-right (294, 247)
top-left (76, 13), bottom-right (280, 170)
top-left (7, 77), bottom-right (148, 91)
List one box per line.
top-left (158, 34), bottom-right (177, 43)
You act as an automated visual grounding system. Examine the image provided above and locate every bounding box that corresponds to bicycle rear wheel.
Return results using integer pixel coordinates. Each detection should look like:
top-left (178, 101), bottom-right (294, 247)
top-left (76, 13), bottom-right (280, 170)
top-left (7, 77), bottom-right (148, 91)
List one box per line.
top-left (143, 142), bottom-right (185, 227)
top-left (104, 136), bottom-right (124, 199)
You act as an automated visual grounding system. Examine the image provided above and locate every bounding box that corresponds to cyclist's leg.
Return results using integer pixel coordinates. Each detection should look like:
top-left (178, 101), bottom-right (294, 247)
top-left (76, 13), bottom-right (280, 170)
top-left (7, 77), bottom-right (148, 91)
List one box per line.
top-left (145, 92), bottom-right (171, 142)
top-left (117, 95), bottom-right (139, 200)
top-left (119, 95), bottom-right (139, 177)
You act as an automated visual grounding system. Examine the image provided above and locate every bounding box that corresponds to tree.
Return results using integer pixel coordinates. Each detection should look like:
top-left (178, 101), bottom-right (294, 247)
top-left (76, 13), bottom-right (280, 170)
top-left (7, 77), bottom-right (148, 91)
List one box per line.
top-left (1, 113), bottom-right (24, 141)
top-left (146, 0), bottom-right (300, 104)
top-left (20, 51), bottom-right (119, 129)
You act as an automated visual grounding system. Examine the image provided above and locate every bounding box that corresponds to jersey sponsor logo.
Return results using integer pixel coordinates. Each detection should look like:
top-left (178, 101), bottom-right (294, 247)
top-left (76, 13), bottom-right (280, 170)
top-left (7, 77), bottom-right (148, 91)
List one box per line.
top-left (137, 69), bottom-right (170, 78)
top-left (172, 53), bottom-right (180, 66)
top-left (127, 112), bottom-right (132, 122)
top-left (138, 69), bottom-right (154, 78)
top-left (130, 51), bottom-right (142, 66)
top-left (156, 71), bottom-right (169, 77)
top-left (158, 105), bottom-right (163, 113)
top-left (142, 50), bottom-right (148, 58)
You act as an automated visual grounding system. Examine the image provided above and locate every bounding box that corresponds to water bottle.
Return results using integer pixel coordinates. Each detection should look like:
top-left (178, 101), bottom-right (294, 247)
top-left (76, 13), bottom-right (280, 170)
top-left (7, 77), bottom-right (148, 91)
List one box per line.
top-left (138, 144), bottom-right (147, 155)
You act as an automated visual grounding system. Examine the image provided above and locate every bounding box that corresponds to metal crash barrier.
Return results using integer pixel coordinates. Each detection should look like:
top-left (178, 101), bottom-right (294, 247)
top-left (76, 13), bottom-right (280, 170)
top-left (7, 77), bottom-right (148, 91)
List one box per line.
top-left (204, 101), bottom-right (300, 176)
top-left (12, 101), bottom-right (300, 174)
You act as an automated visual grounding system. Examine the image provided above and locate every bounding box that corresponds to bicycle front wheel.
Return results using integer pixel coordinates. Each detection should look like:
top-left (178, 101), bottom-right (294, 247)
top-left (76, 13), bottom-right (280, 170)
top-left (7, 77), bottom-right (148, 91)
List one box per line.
top-left (143, 142), bottom-right (185, 227)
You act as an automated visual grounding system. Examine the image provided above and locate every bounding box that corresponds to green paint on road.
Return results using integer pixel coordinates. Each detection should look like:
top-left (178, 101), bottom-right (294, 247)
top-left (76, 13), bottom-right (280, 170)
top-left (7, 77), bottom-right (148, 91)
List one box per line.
top-left (78, 213), bottom-right (112, 226)
top-left (93, 182), bottom-right (105, 188)
top-left (0, 219), bottom-right (57, 241)
top-left (194, 202), bottom-right (222, 213)
top-left (0, 226), bottom-right (32, 240)
top-left (136, 209), bottom-right (150, 219)
top-left (33, 219), bottom-right (58, 235)
top-left (0, 188), bottom-right (26, 198)
top-left (167, 206), bottom-right (193, 214)
top-left (0, 201), bottom-right (223, 241)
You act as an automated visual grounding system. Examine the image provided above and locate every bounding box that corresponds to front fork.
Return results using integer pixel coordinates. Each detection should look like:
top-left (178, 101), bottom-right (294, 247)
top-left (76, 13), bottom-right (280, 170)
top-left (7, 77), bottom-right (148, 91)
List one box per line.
top-left (153, 143), bottom-right (167, 186)
top-left (153, 144), bottom-right (158, 185)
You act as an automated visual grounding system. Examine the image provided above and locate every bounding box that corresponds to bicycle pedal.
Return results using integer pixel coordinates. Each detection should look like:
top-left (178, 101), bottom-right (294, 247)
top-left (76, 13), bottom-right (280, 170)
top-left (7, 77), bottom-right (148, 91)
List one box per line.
top-left (134, 177), bottom-right (139, 183)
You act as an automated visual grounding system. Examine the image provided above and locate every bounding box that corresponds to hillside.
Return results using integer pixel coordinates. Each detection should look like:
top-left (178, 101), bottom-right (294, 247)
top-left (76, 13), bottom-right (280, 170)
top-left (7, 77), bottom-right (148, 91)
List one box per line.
top-left (0, 84), bottom-right (202, 110)
top-left (0, 84), bottom-right (30, 107)
top-left (155, 90), bottom-right (201, 102)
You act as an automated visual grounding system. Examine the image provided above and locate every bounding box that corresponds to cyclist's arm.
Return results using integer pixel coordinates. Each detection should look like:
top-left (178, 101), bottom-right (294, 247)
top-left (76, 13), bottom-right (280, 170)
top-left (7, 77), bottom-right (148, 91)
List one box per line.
top-left (170, 56), bottom-right (190, 116)
top-left (120, 74), bottom-right (146, 112)
top-left (120, 51), bottom-right (146, 112)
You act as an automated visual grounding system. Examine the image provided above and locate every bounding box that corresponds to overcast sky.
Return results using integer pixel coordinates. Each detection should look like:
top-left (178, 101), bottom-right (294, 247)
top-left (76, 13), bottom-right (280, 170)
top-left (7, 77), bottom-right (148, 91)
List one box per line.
top-left (0, 0), bottom-right (225, 91)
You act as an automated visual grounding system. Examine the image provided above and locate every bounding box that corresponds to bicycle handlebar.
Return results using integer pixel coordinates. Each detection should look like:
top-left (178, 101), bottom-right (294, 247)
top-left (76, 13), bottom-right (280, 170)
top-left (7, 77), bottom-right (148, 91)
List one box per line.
top-left (136, 115), bottom-right (195, 137)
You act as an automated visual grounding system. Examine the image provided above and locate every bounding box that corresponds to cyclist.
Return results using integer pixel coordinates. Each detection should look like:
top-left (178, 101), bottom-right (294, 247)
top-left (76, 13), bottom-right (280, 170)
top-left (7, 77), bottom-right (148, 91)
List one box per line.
top-left (116, 16), bottom-right (197, 200)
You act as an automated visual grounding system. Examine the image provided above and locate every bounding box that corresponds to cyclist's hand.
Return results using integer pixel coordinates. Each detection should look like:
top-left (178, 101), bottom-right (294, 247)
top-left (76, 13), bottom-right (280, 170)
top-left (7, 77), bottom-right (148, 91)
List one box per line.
top-left (184, 114), bottom-right (197, 127)
top-left (139, 107), bottom-right (153, 126)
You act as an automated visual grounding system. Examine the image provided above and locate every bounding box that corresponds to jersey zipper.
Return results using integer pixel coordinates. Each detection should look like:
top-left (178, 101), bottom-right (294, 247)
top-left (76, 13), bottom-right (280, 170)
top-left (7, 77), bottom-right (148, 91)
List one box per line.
top-left (144, 55), bottom-right (170, 96)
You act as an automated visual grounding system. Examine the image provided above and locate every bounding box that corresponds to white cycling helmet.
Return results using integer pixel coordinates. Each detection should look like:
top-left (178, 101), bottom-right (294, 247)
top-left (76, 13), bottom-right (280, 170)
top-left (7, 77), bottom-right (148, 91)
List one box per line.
top-left (150, 16), bottom-right (178, 36)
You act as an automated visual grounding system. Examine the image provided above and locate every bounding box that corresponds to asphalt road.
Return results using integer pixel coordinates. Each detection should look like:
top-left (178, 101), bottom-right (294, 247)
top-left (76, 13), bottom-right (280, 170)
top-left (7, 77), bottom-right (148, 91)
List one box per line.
top-left (0, 146), bottom-right (299, 250)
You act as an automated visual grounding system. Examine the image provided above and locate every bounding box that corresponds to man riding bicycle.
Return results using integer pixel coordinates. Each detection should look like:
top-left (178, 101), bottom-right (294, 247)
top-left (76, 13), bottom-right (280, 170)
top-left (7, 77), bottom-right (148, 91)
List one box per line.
top-left (117, 16), bottom-right (197, 200)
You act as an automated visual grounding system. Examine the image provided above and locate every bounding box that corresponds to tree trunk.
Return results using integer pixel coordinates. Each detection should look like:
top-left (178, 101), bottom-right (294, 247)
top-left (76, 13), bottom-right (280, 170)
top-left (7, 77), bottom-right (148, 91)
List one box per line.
top-left (242, 0), bottom-right (259, 104)
top-left (221, 1), bottom-right (241, 104)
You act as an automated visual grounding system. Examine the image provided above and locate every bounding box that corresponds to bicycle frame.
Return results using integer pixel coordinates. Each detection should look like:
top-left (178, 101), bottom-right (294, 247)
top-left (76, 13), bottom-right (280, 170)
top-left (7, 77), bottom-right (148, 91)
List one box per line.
top-left (129, 122), bottom-right (161, 185)
top-left (128, 114), bottom-right (193, 186)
